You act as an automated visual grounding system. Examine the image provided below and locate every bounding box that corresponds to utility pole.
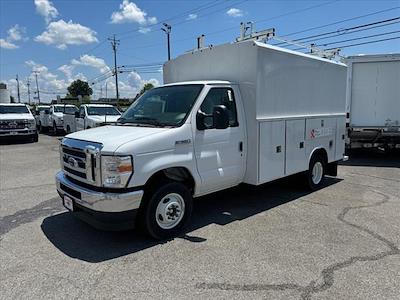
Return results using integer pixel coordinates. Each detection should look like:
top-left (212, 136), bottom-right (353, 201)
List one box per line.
top-left (108, 34), bottom-right (120, 101)
top-left (105, 82), bottom-right (108, 99)
top-left (32, 71), bottom-right (40, 104)
top-left (162, 23), bottom-right (172, 60)
top-left (27, 78), bottom-right (31, 105)
top-left (16, 74), bottom-right (21, 103)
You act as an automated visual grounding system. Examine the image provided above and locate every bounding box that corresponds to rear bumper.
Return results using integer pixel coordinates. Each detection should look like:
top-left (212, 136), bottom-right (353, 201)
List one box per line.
top-left (55, 171), bottom-right (144, 230)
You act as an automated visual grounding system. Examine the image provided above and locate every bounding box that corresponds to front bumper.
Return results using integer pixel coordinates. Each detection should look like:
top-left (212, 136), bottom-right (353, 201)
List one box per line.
top-left (56, 171), bottom-right (144, 229)
top-left (0, 128), bottom-right (37, 137)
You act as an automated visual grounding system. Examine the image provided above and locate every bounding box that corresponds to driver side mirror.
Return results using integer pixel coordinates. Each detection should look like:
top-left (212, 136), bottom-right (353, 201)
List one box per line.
top-left (44, 109), bottom-right (49, 115)
top-left (35, 111), bottom-right (40, 116)
top-left (74, 111), bottom-right (79, 118)
top-left (196, 105), bottom-right (229, 130)
top-left (212, 105), bottom-right (229, 129)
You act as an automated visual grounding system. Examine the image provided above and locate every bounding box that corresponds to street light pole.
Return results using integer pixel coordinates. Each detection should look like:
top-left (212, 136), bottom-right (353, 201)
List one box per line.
top-left (162, 23), bottom-right (172, 61)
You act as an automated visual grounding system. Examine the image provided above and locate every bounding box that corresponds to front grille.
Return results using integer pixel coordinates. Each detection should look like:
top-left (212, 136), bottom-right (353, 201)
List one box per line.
top-left (64, 166), bottom-right (87, 179)
top-left (61, 139), bottom-right (102, 187)
top-left (0, 120), bottom-right (28, 130)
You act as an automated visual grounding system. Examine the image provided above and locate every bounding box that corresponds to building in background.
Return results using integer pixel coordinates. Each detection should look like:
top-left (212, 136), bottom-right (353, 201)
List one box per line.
top-left (0, 83), bottom-right (11, 103)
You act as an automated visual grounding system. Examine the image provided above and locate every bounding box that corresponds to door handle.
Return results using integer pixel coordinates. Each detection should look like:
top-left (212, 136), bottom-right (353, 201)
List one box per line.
top-left (239, 141), bottom-right (243, 152)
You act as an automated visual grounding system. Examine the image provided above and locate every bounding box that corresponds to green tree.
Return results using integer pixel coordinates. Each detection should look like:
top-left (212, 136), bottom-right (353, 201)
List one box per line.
top-left (67, 79), bottom-right (93, 98)
top-left (139, 83), bottom-right (154, 96)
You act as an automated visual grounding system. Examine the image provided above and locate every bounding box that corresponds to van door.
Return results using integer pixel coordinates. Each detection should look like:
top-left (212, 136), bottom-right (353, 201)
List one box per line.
top-left (193, 86), bottom-right (246, 194)
top-left (76, 106), bottom-right (85, 131)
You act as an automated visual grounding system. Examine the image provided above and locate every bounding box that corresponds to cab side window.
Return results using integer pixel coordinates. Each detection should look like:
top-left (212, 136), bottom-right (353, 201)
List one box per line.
top-left (199, 88), bottom-right (238, 129)
top-left (79, 107), bottom-right (85, 118)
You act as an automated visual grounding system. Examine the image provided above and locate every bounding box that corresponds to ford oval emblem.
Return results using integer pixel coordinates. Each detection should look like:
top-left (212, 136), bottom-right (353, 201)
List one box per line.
top-left (68, 157), bottom-right (78, 168)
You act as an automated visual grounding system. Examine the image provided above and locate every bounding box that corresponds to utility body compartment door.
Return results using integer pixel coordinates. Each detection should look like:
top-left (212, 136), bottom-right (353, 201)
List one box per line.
top-left (305, 117), bottom-right (336, 163)
top-left (285, 119), bottom-right (307, 175)
top-left (258, 120), bottom-right (285, 183)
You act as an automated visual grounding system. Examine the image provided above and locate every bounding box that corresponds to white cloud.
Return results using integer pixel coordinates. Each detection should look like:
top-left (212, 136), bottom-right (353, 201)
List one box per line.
top-left (138, 27), bottom-right (151, 34)
top-left (128, 71), bottom-right (159, 93)
top-left (34, 0), bottom-right (59, 24)
top-left (186, 14), bottom-right (197, 20)
top-left (8, 25), bottom-right (28, 42)
top-left (35, 20), bottom-right (98, 49)
top-left (0, 24), bottom-right (28, 49)
top-left (110, 0), bottom-right (157, 25)
top-left (147, 16), bottom-right (157, 25)
top-left (0, 39), bottom-right (18, 49)
top-left (71, 54), bottom-right (110, 74)
top-left (226, 8), bottom-right (243, 17)
top-left (58, 64), bottom-right (74, 79)
top-left (24, 60), bottom-right (70, 102)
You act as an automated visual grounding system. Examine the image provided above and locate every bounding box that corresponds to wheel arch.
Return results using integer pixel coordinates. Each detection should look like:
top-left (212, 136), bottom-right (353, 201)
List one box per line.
top-left (309, 147), bottom-right (328, 166)
top-left (143, 166), bottom-right (196, 196)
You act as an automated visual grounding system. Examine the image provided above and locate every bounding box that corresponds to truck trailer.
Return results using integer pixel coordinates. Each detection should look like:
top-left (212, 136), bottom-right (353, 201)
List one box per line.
top-left (55, 40), bottom-right (347, 239)
top-left (345, 54), bottom-right (400, 149)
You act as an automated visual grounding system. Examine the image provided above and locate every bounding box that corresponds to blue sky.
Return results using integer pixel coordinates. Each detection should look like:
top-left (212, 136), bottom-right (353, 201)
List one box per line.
top-left (1, 0), bottom-right (399, 102)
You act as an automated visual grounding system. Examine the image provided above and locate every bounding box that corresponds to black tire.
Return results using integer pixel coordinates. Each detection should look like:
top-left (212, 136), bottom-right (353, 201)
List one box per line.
top-left (140, 182), bottom-right (193, 240)
top-left (32, 133), bottom-right (39, 143)
top-left (306, 154), bottom-right (326, 190)
top-left (53, 122), bottom-right (57, 135)
top-left (39, 122), bottom-right (43, 133)
top-left (66, 125), bottom-right (71, 134)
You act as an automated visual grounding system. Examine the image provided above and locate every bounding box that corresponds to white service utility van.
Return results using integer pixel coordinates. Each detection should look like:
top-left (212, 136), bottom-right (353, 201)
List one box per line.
top-left (34, 105), bottom-right (50, 128)
top-left (56, 40), bottom-right (347, 239)
top-left (39, 104), bottom-right (78, 133)
top-left (345, 54), bottom-right (400, 149)
top-left (0, 103), bottom-right (38, 142)
top-left (63, 104), bottom-right (121, 133)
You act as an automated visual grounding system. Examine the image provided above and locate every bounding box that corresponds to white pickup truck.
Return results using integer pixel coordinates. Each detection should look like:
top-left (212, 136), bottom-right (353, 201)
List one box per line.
top-left (0, 103), bottom-right (38, 142)
top-left (38, 104), bottom-right (78, 133)
top-left (63, 104), bottom-right (121, 133)
top-left (56, 41), bottom-right (347, 239)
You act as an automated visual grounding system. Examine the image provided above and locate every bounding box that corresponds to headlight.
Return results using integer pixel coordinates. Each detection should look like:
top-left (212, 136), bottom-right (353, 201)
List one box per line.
top-left (101, 155), bottom-right (133, 187)
top-left (29, 119), bottom-right (36, 129)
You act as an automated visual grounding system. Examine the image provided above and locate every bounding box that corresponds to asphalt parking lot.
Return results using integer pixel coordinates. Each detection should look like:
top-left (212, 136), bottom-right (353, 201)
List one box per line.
top-left (0, 135), bottom-right (399, 299)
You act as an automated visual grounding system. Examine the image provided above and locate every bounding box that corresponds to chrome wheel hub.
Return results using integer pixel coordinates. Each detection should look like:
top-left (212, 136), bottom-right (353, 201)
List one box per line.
top-left (155, 193), bottom-right (185, 230)
top-left (312, 162), bottom-right (323, 184)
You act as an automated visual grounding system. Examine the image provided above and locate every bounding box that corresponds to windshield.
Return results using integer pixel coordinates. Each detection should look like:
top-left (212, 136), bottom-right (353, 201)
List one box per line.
top-left (0, 105), bottom-right (30, 114)
top-left (37, 107), bottom-right (49, 112)
top-left (54, 106), bottom-right (77, 114)
top-left (119, 84), bottom-right (203, 127)
top-left (87, 106), bottom-right (121, 116)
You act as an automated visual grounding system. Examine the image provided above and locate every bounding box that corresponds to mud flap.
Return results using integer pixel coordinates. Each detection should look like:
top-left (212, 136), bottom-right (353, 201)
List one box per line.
top-left (326, 162), bottom-right (338, 177)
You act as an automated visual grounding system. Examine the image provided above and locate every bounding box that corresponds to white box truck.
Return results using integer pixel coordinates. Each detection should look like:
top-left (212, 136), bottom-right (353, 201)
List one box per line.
top-left (63, 104), bottom-right (122, 133)
top-left (55, 41), bottom-right (347, 239)
top-left (345, 54), bottom-right (400, 149)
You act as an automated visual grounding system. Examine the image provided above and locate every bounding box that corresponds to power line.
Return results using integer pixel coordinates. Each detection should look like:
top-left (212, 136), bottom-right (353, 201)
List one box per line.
top-left (278, 6), bottom-right (399, 39)
top-left (317, 30), bottom-right (400, 47)
top-left (291, 30), bottom-right (400, 51)
top-left (286, 19), bottom-right (400, 46)
top-left (326, 35), bottom-right (400, 50)
top-left (276, 16), bottom-right (400, 46)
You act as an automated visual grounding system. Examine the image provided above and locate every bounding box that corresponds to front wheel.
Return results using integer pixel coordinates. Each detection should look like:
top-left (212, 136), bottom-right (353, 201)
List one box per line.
top-left (53, 122), bottom-right (57, 135)
top-left (306, 155), bottom-right (325, 190)
top-left (140, 182), bottom-right (193, 240)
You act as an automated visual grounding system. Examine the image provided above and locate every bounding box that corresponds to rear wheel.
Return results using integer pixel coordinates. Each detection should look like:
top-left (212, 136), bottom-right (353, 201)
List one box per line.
top-left (140, 182), bottom-right (193, 240)
top-left (39, 122), bottom-right (43, 133)
top-left (66, 125), bottom-right (71, 134)
top-left (306, 155), bottom-right (325, 190)
top-left (53, 122), bottom-right (57, 135)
